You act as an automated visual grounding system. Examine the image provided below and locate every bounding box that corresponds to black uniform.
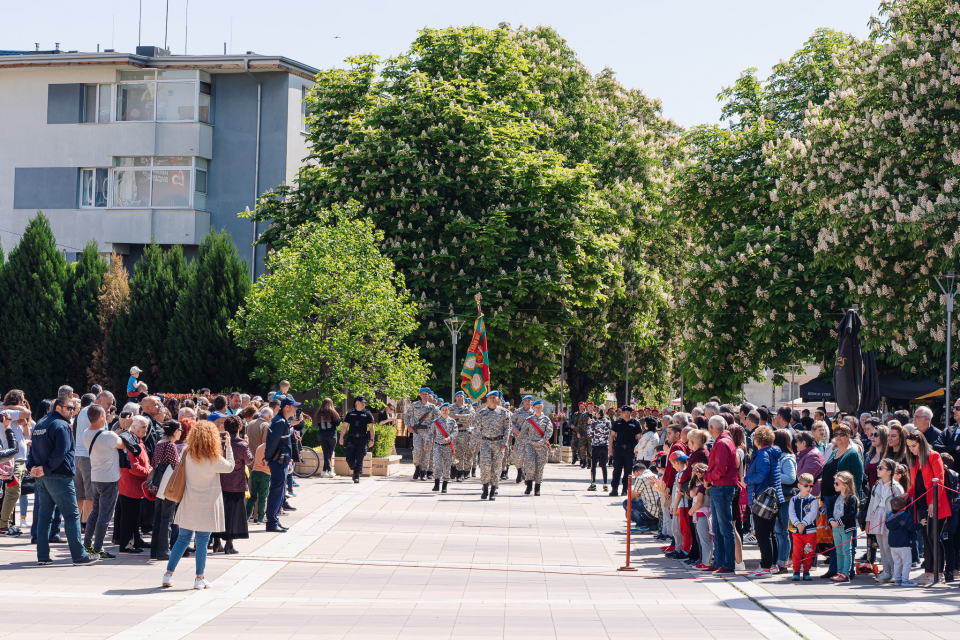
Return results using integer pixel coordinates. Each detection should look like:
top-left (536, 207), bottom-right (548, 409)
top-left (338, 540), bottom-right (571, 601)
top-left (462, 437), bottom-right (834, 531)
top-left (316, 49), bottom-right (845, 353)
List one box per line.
top-left (343, 408), bottom-right (375, 481)
top-left (610, 417), bottom-right (642, 495)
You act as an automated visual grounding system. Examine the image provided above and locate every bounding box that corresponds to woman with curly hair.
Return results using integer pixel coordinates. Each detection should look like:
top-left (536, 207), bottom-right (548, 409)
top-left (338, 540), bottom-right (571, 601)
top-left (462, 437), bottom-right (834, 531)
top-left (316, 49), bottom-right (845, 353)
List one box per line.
top-left (162, 420), bottom-right (234, 590)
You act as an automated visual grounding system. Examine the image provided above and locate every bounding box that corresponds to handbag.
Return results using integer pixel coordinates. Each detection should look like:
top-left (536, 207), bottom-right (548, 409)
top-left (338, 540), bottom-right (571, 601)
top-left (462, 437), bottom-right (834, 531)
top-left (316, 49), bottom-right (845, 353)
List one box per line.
top-left (816, 512), bottom-right (833, 545)
top-left (163, 450), bottom-right (188, 503)
top-left (750, 454), bottom-right (779, 520)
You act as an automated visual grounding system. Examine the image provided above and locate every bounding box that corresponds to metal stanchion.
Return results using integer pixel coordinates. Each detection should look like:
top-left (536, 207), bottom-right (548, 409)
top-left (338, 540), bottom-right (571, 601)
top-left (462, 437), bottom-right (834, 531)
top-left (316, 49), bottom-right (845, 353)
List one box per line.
top-left (932, 478), bottom-right (940, 586)
top-left (619, 479), bottom-right (638, 572)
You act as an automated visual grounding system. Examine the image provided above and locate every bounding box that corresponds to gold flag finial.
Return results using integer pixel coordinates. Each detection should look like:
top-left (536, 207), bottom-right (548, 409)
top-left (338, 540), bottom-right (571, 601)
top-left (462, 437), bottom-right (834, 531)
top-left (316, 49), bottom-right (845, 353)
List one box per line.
top-left (475, 293), bottom-right (481, 303)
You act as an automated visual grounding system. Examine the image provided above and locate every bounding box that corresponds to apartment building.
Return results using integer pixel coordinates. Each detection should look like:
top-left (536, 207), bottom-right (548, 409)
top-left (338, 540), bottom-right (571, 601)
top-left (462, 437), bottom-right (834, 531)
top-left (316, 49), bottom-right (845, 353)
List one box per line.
top-left (0, 45), bottom-right (317, 277)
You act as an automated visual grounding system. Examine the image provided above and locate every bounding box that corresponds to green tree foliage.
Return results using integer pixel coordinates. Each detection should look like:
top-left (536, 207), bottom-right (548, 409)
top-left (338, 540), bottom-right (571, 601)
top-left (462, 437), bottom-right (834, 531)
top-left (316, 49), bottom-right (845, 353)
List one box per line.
top-left (107, 243), bottom-right (188, 391)
top-left (252, 24), bottom-right (676, 403)
top-left (773, 0), bottom-right (960, 387)
top-left (672, 30), bottom-right (854, 402)
top-left (232, 203), bottom-right (429, 402)
top-left (63, 241), bottom-right (108, 393)
top-left (88, 252), bottom-right (130, 393)
top-left (162, 230), bottom-right (252, 392)
top-left (0, 213), bottom-right (69, 405)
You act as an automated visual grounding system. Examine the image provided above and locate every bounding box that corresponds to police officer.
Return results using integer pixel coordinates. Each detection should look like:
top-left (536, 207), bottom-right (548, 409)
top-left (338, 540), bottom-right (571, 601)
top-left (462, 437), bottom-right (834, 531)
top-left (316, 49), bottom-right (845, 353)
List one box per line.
top-left (509, 395), bottom-right (534, 483)
top-left (515, 399), bottom-right (553, 496)
top-left (404, 387), bottom-right (439, 481)
top-left (609, 405), bottom-right (642, 497)
top-left (449, 391), bottom-right (475, 482)
top-left (264, 395), bottom-right (302, 533)
top-left (428, 403), bottom-right (458, 493)
top-left (340, 396), bottom-right (375, 484)
top-left (475, 391), bottom-right (512, 500)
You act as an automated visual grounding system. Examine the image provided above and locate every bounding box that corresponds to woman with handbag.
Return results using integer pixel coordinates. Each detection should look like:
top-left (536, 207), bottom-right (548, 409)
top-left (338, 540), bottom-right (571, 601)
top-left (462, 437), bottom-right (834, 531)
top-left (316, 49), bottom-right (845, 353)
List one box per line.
top-left (211, 416), bottom-right (253, 555)
top-left (744, 426), bottom-right (784, 577)
top-left (118, 416), bottom-right (152, 553)
top-left (150, 421), bottom-right (183, 560)
top-left (904, 430), bottom-right (950, 586)
top-left (162, 420), bottom-right (235, 589)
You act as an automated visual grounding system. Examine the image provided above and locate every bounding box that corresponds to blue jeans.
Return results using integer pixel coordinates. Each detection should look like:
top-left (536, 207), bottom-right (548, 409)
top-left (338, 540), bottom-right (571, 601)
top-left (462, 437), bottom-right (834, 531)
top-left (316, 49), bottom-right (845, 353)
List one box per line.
top-left (167, 527), bottom-right (211, 576)
top-left (266, 459), bottom-right (287, 527)
top-left (31, 505), bottom-right (61, 539)
top-left (775, 499), bottom-right (792, 565)
top-left (710, 484), bottom-right (737, 570)
top-left (623, 498), bottom-right (658, 528)
top-left (35, 475), bottom-right (85, 562)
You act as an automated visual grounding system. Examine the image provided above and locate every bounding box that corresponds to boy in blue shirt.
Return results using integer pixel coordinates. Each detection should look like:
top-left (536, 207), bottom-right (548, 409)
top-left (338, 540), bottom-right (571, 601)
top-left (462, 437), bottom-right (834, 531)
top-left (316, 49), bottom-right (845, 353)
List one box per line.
top-left (886, 495), bottom-right (923, 586)
top-left (127, 366), bottom-right (142, 399)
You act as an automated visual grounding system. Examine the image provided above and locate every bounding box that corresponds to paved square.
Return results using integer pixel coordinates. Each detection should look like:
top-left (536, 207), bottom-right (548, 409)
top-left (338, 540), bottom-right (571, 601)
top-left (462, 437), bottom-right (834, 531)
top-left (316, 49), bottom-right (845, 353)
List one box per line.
top-left (3, 463), bottom-right (960, 639)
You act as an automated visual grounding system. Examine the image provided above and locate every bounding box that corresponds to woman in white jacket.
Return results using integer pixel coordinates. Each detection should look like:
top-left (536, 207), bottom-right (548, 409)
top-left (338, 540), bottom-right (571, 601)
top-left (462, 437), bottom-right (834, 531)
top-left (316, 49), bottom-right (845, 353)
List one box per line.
top-left (162, 420), bottom-right (234, 590)
top-left (635, 418), bottom-right (659, 465)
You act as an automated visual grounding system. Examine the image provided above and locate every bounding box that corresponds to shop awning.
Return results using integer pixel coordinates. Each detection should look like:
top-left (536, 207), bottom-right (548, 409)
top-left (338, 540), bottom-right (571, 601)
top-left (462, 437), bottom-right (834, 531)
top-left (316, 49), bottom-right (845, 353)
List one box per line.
top-left (800, 373), bottom-right (943, 403)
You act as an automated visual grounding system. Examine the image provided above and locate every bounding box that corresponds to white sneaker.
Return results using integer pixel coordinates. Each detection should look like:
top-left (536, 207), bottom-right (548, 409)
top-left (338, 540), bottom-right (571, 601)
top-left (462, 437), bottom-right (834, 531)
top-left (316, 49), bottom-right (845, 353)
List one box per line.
top-left (735, 562), bottom-right (747, 572)
top-left (743, 533), bottom-right (757, 545)
top-left (162, 572), bottom-right (173, 588)
top-left (19, 518), bottom-right (27, 528)
top-left (749, 568), bottom-right (770, 578)
top-left (194, 577), bottom-right (212, 590)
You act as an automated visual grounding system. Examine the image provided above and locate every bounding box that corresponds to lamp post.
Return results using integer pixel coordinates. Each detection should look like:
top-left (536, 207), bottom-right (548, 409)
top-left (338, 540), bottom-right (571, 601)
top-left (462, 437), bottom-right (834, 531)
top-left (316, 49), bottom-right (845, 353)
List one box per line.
top-left (935, 271), bottom-right (958, 429)
top-left (620, 342), bottom-right (634, 406)
top-left (443, 311), bottom-right (466, 401)
top-left (558, 335), bottom-right (570, 445)
top-left (787, 363), bottom-right (803, 408)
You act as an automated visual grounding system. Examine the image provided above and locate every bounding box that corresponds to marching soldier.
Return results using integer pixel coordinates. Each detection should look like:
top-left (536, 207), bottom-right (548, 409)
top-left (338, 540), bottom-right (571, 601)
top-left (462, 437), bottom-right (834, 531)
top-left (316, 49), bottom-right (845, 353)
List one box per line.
top-left (475, 391), bottom-right (512, 500)
top-left (576, 402), bottom-right (594, 469)
top-left (449, 391), bottom-right (475, 482)
top-left (427, 403), bottom-right (458, 493)
top-left (509, 396), bottom-right (534, 484)
top-left (404, 387), bottom-right (439, 481)
top-left (515, 399), bottom-right (553, 496)
top-left (471, 401), bottom-right (481, 477)
top-left (570, 402), bottom-right (587, 465)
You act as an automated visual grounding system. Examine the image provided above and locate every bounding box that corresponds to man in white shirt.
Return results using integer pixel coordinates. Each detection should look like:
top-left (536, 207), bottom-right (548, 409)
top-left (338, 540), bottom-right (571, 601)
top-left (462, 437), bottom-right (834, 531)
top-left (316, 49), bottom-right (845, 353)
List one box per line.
top-left (81, 405), bottom-right (125, 558)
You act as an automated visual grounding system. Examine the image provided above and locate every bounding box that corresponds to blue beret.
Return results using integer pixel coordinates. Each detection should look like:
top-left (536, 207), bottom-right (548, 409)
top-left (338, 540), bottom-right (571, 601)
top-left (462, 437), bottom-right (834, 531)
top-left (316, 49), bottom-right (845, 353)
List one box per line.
top-left (455, 391), bottom-right (465, 397)
top-left (486, 391), bottom-right (501, 398)
top-left (419, 387), bottom-right (431, 393)
top-left (522, 395), bottom-right (533, 401)
top-left (533, 399), bottom-right (543, 406)
top-left (440, 402), bottom-right (450, 409)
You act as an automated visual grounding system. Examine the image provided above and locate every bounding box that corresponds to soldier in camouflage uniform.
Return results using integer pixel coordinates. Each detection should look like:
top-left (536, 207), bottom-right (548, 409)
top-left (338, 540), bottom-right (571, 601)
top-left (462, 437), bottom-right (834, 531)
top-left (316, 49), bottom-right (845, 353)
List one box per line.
top-left (515, 400), bottom-right (553, 496)
top-left (475, 391), bottom-right (512, 500)
top-left (427, 403), bottom-right (457, 493)
top-left (508, 396), bottom-right (534, 483)
top-left (576, 402), bottom-right (594, 469)
top-left (569, 403), bottom-right (587, 464)
top-left (404, 387), bottom-right (439, 481)
top-left (449, 391), bottom-right (476, 482)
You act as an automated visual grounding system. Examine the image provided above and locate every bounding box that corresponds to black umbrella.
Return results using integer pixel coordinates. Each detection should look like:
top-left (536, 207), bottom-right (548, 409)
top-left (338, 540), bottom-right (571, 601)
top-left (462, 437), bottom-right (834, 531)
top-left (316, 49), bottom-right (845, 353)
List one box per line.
top-left (857, 350), bottom-right (880, 414)
top-left (834, 309), bottom-right (864, 415)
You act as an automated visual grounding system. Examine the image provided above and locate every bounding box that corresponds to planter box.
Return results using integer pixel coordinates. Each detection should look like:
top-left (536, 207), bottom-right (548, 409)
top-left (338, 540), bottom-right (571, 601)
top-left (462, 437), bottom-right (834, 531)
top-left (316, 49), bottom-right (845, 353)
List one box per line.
top-left (561, 446), bottom-right (573, 464)
top-left (548, 445), bottom-right (562, 464)
top-left (334, 454), bottom-right (372, 477)
top-left (372, 454), bottom-right (402, 476)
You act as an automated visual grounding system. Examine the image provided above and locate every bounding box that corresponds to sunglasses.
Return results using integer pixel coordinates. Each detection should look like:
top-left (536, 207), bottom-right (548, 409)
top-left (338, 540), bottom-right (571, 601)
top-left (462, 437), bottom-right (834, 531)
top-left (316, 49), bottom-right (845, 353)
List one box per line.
top-left (799, 483), bottom-right (813, 487)
top-left (833, 481), bottom-right (842, 485)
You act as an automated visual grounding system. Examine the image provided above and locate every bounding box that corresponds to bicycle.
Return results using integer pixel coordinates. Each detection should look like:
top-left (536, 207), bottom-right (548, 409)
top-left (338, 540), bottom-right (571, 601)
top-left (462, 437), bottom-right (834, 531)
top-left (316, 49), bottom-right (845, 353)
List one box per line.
top-left (293, 447), bottom-right (321, 478)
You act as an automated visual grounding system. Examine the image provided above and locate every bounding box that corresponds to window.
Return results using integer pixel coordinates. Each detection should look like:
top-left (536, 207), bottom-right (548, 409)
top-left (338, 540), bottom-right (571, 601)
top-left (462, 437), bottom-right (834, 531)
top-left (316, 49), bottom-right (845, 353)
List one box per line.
top-left (114, 70), bottom-right (212, 123)
top-left (301, 85), bottom-right (309, 132)
top-left (80, 168), bottom-right (109, 207)
top-left (79, 157), bottom-right (208, 210)
top-left (82, 84), bottom-right (112, 123)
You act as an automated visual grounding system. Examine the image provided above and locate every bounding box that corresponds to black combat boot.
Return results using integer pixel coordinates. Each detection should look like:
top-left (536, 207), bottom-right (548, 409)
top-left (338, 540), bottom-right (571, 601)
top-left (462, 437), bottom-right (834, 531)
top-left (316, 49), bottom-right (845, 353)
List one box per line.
top-left (441, 481), bottom-right (448, 494)
top-left (481, 484), bottom-right (489, 500)
top-left (534, 483), bottom-right (541, 496)
top-left (471, 468), bottom-right (477, 477)
top-left (524, 481), bottom-right (533, 495)
top-left (500, 469), bottom-right (508, 480)
top-left (516, 468), bottom-right (524, 483)
top-left (426, 471), bottom-right (434, 480)
top-left (489, 486), bottom-right (498, 501)
top-left (432, 479), bottom-right (441, 492)
top-left (413, 467), bottom-right (421, 481)
top-left (456, 469), bottom-right (464, 483)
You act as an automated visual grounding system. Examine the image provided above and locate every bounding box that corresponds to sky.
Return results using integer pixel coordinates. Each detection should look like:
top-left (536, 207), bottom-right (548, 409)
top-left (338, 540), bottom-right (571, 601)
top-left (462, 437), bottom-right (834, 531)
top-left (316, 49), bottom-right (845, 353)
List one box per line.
top-left (3, 0), bottom-right (880, 127)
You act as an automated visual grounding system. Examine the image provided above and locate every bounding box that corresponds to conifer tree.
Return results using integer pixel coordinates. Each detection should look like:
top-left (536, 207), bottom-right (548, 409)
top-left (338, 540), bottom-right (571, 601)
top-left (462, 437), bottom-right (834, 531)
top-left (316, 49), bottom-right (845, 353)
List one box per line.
top-left (162, 230), bottom-right (253, 392)
top-left (89, 252), bottom-right (130, 394)
top-left (0, 212), bottom-right (69, 405)
top-left (64, 241), bottom-right (108, 393)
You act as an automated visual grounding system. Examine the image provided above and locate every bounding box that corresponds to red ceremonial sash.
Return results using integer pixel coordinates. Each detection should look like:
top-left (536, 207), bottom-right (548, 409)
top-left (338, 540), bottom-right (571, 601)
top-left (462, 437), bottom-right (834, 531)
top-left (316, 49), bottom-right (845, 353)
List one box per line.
top-left (434, 420), bottom-right (456, 457)
top-left (527, 417), bottom-right (545, 438)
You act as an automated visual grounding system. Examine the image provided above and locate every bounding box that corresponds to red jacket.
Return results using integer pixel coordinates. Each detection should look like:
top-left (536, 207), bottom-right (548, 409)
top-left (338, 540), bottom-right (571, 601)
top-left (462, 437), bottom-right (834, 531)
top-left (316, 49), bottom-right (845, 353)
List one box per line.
top-left (908, 451), bottom-right (951, 520)
top-left (678, 447), bottom-right (708, 486)
top-left (705, 431), bottom-right (738, 486)
top-left (119, 437), bottom-right (151, 499)
top-left (662, 440), bottom-right (690, 489)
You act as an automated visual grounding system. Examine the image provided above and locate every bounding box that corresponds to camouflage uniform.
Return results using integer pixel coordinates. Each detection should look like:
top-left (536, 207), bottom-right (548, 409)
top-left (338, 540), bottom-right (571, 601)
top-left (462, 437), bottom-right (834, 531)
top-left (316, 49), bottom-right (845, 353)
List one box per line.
top-left (475, 405), bottom-right (512, 489)
top-left (450, 401), bottom-right (476, 476)
top-left (519, 413), bottom-right (553, 485)
top-left (576, 412), bottom-right (592, 467)
top-left (404, 400), bottom-right (439, 476)
top-left (510, 407), bottom-right (533, 467)
top-left (429, 416), bottom-right (458, 481)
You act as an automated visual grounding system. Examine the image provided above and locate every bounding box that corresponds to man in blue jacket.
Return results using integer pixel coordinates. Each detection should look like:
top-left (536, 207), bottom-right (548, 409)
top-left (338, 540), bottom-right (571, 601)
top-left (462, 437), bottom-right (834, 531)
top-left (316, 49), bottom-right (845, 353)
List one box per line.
top-left (264, 395), bottom-right (302, 533)
top-left (26, 396), bottom-right (98, 566)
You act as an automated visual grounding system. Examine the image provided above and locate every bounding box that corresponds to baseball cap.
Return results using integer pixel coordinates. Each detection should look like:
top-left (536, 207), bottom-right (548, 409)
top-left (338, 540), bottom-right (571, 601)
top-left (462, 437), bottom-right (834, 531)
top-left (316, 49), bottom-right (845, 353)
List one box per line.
top-left (279, 396), bottom-right (301, 407)
top-left (669, 451), bottom-right (689, 462)
top-left (620, 405), bottom-right (634, 412)
top-left (130, 366), bottom-right (142, 374)
top-left (355, 395), bottom-right (366, 403)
